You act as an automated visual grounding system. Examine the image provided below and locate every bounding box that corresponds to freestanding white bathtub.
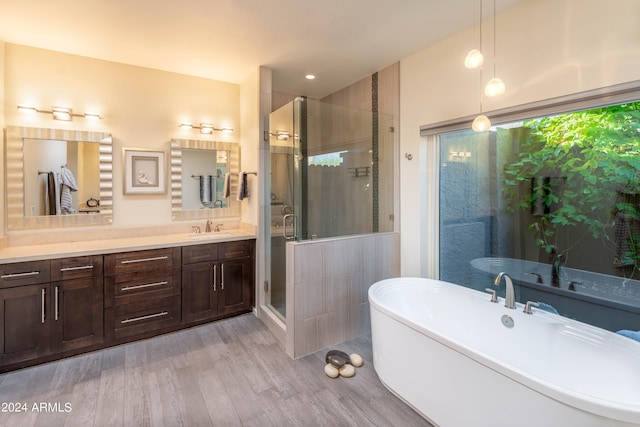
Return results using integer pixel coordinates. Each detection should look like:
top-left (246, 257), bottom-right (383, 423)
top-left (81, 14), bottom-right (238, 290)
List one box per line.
top-left (369, 277), bottom-right (640, 427)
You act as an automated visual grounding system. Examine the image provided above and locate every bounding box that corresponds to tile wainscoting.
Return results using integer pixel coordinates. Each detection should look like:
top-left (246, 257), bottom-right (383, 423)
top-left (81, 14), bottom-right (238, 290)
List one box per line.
top-left (285, 232), bottom-right (399, 358)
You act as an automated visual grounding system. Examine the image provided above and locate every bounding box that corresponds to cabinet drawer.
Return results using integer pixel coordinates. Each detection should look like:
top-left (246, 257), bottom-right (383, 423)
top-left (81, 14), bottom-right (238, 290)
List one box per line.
top-left (0, 261), bottom-right (51, 288)
top-left (219, 240), bottom-right (254, 260)
top-left (105, 272), bottom-right (179, 307)
top-left (107, 297), bottom-right (180, 340)
top-left (105, 247), bottom-right (180, 274)
top-left (182, 243), bottom-right (218, 264)
top-left (51, 255), bottom-right (103, 281)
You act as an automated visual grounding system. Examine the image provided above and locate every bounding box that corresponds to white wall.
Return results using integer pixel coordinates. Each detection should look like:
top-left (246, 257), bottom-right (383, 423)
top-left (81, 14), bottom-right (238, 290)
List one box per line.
top-left (399, 0), bottom-right (640, 276)
top-left (0, 41), bottom-right (5, 243)
top-left (239, 68), bottom-right (260, 227)
top-left (4, 43), bottom-right (242, 233)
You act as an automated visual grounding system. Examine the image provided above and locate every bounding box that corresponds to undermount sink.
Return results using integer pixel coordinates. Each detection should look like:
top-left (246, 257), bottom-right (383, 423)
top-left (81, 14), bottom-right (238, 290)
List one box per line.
top-left (188, 232), bottom-right (232, 239)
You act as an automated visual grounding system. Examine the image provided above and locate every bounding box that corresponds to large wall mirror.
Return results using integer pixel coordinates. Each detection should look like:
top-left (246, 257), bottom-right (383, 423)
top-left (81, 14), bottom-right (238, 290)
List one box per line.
top-left (170, 138), bottom-right (240, 221)
top-left (5, 126), bottom-right (113, 231)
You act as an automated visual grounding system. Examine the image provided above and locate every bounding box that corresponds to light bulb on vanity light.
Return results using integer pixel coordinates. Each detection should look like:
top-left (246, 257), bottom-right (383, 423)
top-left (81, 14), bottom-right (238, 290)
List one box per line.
top-left (472, 114), bottom-right (491, 132)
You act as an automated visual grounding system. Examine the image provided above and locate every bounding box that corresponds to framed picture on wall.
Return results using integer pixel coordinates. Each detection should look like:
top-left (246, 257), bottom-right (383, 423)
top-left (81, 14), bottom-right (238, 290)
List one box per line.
top-left (123, 148), bottom-right (166, 194)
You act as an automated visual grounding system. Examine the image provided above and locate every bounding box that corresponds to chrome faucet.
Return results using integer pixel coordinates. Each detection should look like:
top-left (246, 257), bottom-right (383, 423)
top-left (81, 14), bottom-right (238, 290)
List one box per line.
top-left (205, 220), bottom-right (212, 233)
top-left (494, 272), bottom-right (516, 309)
top-left (214, 223), bottom-right (223, 232)
top-left (551, 254), bottom-right (564, 287)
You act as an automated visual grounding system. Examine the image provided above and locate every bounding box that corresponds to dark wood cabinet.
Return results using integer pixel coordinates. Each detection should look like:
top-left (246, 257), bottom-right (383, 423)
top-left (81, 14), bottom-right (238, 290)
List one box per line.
top-left (0, 237), bottom-right (254, 372)
top-left (104, 247), bottom-right (181, 341)
top-left (182, 240), bottom-right (254, 324)
top-left (0, 283), bottom-right (50, 365)
top-left (0, 256), bottom-right (103, 365)
top-left (218, 256), bottom-right (253, 316)
top-left (182, 260), bottom-right (219, 323)
top-left (50, 255), bottom-right (104, 352)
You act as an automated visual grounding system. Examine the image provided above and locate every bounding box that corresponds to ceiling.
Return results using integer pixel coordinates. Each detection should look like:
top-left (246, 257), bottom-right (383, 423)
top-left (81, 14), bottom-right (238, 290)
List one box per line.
top-left (0, 0), bottom-right (526, 98)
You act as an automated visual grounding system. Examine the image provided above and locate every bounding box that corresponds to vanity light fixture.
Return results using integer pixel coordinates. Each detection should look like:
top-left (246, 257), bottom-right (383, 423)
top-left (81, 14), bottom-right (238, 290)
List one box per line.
top-left (267, 130), bottom-right (292, 140)
top-left (17, 105), bottom-right (101, 121)
top-left (178, 123), bottom-right (234, 134)
top-left (52, 107), bottom-right (72, 121)
top-left (200, 123), bottom-right (215, 134)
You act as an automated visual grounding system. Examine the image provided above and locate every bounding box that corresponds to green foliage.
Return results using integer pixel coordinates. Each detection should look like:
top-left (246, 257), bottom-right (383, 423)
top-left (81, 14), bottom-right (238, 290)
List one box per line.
top-left (504, 102), bottom-right (640, 269)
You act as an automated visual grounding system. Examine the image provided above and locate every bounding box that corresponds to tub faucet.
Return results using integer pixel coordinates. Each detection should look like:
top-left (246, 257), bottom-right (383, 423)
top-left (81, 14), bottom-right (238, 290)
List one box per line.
top-left (494, 272), bottom-right (516, 309)
top-left (551, 254), bottom-right (564, 287)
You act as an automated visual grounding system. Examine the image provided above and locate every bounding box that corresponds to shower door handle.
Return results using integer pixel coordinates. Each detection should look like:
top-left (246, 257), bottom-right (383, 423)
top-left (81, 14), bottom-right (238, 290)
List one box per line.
top-left (283, 214), bottom-right (297, 240)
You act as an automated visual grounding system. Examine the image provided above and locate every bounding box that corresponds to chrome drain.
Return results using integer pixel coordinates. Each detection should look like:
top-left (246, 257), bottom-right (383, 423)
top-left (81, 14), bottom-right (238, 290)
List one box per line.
top-left (501, 315), bottom-right (514, 328)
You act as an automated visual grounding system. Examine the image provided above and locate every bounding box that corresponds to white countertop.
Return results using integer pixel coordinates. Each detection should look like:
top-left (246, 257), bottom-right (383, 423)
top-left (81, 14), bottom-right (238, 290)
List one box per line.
top-left (0, 230), bottom-right (256, 264)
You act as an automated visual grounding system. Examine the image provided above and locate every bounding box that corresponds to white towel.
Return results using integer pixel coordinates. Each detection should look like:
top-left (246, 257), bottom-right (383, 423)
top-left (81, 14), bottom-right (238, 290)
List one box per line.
top-left (60, 167), bottom-right (78, 215)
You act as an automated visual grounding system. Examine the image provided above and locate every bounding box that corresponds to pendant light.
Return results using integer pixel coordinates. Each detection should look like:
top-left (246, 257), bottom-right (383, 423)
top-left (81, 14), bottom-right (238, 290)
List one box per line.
top-left (472, 114), bottom-right (491, 132)
top-left (464, 0), bottom-right (484, 69)
top-left (472, 64), bottom-right (491, 132)
top-left (484, 0), bottom-right (505, 97)
top-left (469, 0), bottom-right (490, 132)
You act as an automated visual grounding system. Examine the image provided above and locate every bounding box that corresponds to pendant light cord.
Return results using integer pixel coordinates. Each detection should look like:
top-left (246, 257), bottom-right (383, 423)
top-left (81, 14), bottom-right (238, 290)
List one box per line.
top-left (480, 0), bottom-right (484, 113)
top-left (492, 0), bottom-right (497, 78)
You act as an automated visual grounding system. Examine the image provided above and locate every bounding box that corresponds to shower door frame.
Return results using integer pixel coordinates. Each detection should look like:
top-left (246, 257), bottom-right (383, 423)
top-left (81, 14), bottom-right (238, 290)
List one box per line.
top-left (264, 97), bottom-right (304, 322)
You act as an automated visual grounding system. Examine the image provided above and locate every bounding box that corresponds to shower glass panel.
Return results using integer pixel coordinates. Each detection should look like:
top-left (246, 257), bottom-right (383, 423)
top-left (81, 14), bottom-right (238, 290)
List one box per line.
top-left (265, 97), bottom-right (395, 321)
top-left (265, 100), bottom-right (300, 320)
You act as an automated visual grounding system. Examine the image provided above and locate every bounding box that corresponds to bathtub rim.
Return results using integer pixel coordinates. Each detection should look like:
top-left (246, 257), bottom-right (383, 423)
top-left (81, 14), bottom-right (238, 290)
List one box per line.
top-left (368, 277), bottom-right (640, 425)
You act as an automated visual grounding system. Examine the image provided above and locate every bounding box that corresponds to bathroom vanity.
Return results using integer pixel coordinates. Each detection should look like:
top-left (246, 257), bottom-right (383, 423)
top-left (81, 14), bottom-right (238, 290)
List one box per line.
top-left (0, 233), bottom-right (255, 372)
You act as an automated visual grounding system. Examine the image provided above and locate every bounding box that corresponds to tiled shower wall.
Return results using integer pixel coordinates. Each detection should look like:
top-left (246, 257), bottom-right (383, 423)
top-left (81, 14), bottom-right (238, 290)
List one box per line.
top-left (285, 232), bottom-right (400, 358)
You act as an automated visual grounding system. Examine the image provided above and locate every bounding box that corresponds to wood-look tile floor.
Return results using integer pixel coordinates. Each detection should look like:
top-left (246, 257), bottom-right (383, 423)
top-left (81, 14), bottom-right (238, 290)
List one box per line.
top-left (0, 314), bottom-right (432, 427)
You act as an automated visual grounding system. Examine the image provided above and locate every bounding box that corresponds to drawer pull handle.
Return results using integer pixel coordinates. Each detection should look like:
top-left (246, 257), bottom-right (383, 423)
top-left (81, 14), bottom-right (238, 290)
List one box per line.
top-left (60, 265), bottom-right (94, 272)
top-left (55, 286), bottom-right (60, 321)
top-left (1, 271), bottom-right (40, 279)
top-left (121, 281), bottom-right (168, 291)
top-left (120, 256), bottom-right (168, 264)
top-left (121, 311), bottom-right (169, 324)
top-left (41, 288), bottom-right (46, 324)
top-left (213, 265), bottom-right (217, 291)
top-left (221, 264), bottom-right (225, 290)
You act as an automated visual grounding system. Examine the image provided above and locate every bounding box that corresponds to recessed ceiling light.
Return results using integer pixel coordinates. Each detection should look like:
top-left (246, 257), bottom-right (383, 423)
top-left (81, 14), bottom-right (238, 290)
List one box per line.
top-left (305, 74), bottom-right (316, 80)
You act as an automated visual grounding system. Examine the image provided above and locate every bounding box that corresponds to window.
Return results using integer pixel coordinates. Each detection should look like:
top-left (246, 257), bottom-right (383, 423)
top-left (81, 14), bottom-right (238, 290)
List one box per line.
top-left (307, 151), bottom-right (346, 167)
top-left (438, 101), bottom-right (640, 332)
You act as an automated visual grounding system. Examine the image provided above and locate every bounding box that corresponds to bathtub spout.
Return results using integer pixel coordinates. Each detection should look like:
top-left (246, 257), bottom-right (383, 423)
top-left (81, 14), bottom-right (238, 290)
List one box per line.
top-left (551, 254), bottom-right (564, 287)
top-left (494, 272), bottom-right (516, 309)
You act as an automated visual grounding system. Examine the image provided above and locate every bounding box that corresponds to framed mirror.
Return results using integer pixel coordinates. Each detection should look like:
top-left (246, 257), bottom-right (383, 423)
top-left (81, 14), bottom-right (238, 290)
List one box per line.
top-left (5, 126), bottom-right (113, 231)
top-left (170, 138), bottom-right (240, 221)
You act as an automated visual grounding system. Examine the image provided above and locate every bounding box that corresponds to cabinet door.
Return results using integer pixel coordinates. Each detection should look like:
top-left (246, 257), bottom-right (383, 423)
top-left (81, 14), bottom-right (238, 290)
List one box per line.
top-left (181, 262), bottom-right (218, 323)
top-left (50, 277), bottom-right (104, 352)
top-left (0, 284), bottom-right (50, 365)
top-left (219, 258), bottom-right (253, 316)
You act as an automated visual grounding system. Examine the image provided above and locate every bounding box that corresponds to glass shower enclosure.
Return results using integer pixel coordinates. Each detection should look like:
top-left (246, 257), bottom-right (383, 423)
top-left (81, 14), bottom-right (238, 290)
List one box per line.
top-left (265, 97), bottom-right (394, 320)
